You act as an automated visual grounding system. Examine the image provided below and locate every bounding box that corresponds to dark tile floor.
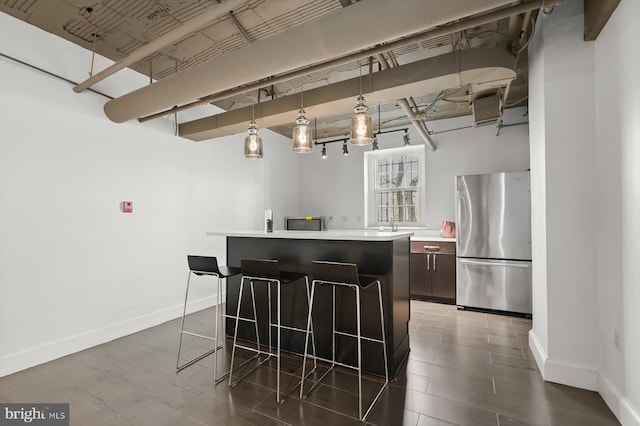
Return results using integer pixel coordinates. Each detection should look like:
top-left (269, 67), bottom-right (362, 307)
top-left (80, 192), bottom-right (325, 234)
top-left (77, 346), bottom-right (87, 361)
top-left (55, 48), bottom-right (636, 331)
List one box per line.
top-left (0, 301), bottom-right (620, 425)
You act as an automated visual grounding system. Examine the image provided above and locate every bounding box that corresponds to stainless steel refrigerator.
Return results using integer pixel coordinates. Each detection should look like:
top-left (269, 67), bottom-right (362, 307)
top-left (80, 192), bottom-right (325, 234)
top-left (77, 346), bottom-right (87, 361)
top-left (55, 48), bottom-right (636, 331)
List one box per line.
top-left (455, 171), bottom-right (532, 315)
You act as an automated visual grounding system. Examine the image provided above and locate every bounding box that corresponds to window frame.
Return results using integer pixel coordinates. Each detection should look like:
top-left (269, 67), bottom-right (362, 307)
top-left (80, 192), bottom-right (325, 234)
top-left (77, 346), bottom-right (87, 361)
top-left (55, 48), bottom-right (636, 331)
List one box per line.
top-left (364, 144), bottom-right (427, 229)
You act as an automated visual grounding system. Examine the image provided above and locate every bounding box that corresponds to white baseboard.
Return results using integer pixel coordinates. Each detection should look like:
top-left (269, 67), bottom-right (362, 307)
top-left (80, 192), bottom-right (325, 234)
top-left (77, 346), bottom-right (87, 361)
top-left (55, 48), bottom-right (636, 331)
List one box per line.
top-left (528, 328), bottom-right (548, 377)
top-left (528, 329), bottom-right (598, 390)
top-left (0, 295), bottom-right (219, 377)
top-left (620, 397), bottom-right (640, 426)
top-left (599, 373), bottom-right (640, 426)
top-left (531, 330), bottom-right (640, 425)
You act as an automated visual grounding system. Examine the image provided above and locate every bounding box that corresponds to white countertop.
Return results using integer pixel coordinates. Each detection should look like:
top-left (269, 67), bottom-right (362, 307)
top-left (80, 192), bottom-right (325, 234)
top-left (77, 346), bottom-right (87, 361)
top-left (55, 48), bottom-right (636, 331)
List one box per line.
top-left (207, 230), bottom-right (414, 241)
top-left (410, 230), bottom-right (456, 243)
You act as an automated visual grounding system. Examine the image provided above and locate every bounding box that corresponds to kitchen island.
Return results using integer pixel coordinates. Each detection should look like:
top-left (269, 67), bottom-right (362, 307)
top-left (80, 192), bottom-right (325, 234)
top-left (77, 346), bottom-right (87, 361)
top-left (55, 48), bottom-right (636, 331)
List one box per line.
top-left (207, 230), bottom-right (412, 377)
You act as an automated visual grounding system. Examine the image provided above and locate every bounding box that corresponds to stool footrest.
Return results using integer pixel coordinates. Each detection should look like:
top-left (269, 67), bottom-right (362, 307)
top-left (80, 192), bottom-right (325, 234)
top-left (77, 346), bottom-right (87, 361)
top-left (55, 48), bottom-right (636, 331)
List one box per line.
top-left (229, 354), bottom-right (272, 387)
top-left (180, 330), bottom-right (217, 341)
top-left (300, 364), bottom-right (336, 399)
top-left (333, 330), bottom-right (385, 344)
top-left (177, 345), bottom-right (220, 371)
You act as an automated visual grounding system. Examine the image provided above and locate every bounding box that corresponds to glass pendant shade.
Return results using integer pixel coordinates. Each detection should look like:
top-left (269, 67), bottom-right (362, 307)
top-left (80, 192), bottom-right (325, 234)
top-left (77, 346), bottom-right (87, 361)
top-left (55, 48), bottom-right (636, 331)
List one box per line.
top-left (244, 119), bottom-right (263, 158)
top-left (350, 95), bottom-right (374, 145)
top-left (292, 109), bottom-right (313, 153)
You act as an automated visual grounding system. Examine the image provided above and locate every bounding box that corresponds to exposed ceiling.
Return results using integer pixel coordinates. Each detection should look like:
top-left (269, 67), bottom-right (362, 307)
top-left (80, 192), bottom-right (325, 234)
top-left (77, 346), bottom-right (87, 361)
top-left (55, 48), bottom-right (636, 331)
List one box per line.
top-left (0, 0), bottom-right (547, 147)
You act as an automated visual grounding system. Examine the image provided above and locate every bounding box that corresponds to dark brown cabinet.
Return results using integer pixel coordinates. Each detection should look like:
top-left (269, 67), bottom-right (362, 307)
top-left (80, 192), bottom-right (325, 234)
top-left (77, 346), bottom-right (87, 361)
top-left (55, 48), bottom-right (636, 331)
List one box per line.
top-left (410, 241), bottom-right (456, 304)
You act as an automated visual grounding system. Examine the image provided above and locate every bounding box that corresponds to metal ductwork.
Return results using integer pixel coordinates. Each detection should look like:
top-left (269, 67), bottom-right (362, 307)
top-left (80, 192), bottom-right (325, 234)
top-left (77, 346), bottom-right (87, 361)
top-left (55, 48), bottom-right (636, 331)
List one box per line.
top-left (103, 0), bottom-right (517, 123)
top-left (179, 48), bottom-right (517, 141)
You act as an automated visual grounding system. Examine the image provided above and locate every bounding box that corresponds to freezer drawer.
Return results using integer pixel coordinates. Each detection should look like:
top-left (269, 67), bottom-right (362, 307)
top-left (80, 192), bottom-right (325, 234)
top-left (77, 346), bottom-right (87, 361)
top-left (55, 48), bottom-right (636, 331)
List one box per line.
top-left (456, 258), bottom-right (532, 314)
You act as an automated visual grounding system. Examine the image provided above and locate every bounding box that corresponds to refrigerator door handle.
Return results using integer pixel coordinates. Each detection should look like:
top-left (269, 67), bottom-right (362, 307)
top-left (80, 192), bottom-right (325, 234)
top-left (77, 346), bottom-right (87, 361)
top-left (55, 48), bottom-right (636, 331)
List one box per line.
top-left (459, 259), bottom-right (529, 268)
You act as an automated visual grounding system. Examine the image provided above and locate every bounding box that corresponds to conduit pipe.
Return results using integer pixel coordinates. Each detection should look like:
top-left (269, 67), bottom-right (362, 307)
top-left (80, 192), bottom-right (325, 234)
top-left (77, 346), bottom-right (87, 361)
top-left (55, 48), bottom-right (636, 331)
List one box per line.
top-left (104, 0), bottom-right (533, 123)
top-left (138, 0), bottom-right (547, 123)
top-left (376, 53), bottom-right (436, 151)
top-left (72, 0), bottom-right (246, 93)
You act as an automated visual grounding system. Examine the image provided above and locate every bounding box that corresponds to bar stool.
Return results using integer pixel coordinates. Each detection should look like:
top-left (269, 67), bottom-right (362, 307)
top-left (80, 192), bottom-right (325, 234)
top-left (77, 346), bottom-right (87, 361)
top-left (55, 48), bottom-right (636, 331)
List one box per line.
top-left (300, 261), bottom-right (388, 421)
top-left (229, 258), bottom-right (315, 403)
top-left (177, 255), bottom-right (241, 382)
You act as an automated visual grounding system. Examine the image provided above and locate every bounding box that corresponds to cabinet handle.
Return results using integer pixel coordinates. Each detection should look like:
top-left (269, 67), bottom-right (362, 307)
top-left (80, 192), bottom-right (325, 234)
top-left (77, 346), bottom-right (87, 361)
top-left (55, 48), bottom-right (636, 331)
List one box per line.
top-left (433, 254), bottom-right (437, 271)
top-left (424, 245), bottom-right (440, 251)
top-left (426, 253), bottom-right (430, 270)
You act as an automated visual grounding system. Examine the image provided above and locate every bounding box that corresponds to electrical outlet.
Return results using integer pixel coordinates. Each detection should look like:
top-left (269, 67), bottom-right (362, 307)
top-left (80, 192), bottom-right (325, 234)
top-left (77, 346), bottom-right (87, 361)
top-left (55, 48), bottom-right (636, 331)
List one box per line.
top-left (342, 215), bottom-right (348, 222)
top-left (614, 329), bottom-right (621, 351)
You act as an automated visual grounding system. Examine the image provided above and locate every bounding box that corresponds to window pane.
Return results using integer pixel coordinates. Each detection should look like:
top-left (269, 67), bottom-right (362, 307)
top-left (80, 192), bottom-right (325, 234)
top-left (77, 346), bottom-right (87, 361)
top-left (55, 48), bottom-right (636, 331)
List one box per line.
top-left (368, 148), bottom-right (424, 226)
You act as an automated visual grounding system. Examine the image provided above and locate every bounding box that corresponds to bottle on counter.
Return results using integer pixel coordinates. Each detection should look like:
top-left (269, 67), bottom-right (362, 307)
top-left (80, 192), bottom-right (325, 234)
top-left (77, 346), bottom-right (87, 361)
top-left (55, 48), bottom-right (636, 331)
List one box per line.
top-left (265, 207), bottom-right (273, 233)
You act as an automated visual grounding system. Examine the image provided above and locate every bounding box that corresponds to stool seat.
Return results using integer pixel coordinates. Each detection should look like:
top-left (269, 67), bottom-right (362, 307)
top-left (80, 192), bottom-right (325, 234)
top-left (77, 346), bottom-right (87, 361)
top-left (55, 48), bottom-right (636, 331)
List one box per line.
top-left (310, 260), bottom-right (378, 288)
top-left (177, 256), bottom-right (241, 378)
top-left (300, 260), bottom-right (388, 421)
top-left (215, 265), bottom-right (242, 278)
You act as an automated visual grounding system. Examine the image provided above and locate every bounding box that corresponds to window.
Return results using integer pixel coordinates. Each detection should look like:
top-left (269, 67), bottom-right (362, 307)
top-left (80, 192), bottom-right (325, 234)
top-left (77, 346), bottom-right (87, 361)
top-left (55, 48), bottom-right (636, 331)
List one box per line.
top-left (364, 145), bottom-right (426, 228)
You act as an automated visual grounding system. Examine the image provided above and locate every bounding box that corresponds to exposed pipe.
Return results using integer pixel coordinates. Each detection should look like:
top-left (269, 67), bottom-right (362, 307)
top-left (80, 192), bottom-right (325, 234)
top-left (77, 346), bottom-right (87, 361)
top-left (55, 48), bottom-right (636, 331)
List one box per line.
top-left (0, 52), bottom-right (113, 100)
top-left (376, 53), bottom-right (436, 151)
top-left (72, 0), bottom-right (246, 93)
top-left (229, 11), bottom-right (252, 44)
top-left (138, 0), bottom-right (546, 123)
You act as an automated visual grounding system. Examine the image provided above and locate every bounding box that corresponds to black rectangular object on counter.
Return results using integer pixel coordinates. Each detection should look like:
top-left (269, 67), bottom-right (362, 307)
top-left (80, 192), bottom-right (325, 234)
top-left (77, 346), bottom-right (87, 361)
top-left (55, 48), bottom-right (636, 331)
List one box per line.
top-left (284, 217), bottom-right (324, 231)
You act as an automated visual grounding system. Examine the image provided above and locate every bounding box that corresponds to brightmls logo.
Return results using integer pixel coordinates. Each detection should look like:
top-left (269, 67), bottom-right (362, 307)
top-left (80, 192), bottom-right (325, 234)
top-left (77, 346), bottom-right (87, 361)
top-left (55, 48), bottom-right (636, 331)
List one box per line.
top-left (0, 404), bottom-right (68, 425)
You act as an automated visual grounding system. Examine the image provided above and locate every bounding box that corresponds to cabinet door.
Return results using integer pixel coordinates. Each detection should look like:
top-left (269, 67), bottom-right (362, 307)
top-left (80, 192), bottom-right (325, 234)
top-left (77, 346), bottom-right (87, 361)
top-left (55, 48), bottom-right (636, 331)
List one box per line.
top-left (410, 252), bottom-right (429, 298)
top-left (430, 253), bottom-right (456, 301)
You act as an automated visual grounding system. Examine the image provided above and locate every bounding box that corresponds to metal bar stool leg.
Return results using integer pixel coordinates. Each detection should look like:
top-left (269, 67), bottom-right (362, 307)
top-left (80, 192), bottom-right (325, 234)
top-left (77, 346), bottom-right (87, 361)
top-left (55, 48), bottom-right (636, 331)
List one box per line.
top-left (228, 277), bottom-right (245, 387)
top-left (276, 280), bottom-right (282, 402)
top-left (361, 280), bottom-right (389, 421)
top-left (304, 277), bottom-right (317, 372)
top-left (356, 286), bottom-right (363, 420)
top-left (176, 270), bottom-right (193, 370)
top-left (250, 280), bottom-right (261, 355)
top-left (378, 281), bottom-right (389, 381)
top-left (213, 275), bottom-right (225, 382)
top-left (299, 280), bottom-right (317, 399)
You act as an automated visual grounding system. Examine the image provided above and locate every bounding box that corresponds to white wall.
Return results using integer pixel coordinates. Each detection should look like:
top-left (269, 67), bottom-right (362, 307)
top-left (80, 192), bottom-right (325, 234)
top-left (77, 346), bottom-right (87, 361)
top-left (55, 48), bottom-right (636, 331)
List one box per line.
top-left (528, 0), bottom-right (600, 391)
top-left (527, 10), bottom-right (549, 357)
top-left (594, 1), bottom-right (640, 424)
top-left (295, 108), bottom-right (530, 230)
top-left (0, 13), bottom-right (301, 376)
top-left (529, 0), bottom-right (640, 424)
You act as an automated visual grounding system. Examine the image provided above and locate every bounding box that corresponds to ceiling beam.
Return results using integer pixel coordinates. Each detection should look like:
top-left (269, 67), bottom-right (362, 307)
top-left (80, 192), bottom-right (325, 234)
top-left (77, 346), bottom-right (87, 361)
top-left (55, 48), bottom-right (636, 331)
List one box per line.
top-left (583, 0), bottom-right (620, 41)
top-left (72, 0), bottom-right (246, 93)
top-left (179, 48), bottom-right (517, 142)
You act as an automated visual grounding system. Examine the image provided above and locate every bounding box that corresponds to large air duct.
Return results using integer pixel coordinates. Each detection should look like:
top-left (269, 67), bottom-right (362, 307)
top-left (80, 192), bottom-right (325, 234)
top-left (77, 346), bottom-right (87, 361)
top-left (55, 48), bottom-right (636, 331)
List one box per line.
top-left (179, 48), bottom-right (517, 141)
top-left (103, 0), bottom-right (517, 123)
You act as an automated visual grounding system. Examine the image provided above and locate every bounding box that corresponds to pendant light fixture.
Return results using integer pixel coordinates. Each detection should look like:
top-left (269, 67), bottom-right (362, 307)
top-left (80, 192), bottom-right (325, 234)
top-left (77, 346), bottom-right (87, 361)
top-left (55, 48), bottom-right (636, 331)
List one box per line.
top-left (244, 100), bottom-right (263, 159)
top-left (321, 144), bottom-right (327, 159)
top-left (350, 66), bottom-right (373, 145)
top-left (292, 84), bottom-right (313, 153)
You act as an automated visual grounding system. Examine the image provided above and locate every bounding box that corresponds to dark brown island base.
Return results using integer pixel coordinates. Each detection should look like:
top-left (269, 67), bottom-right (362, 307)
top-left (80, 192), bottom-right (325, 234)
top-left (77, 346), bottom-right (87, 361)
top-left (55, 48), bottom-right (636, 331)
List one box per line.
top-left (208, 230), bottom-right (412, 378)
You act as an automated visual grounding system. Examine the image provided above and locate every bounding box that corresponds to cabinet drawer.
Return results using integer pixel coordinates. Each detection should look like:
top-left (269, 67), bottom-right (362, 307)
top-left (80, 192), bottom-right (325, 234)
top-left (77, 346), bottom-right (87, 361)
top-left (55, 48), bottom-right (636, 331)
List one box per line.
top-left (410, 241), bottom-right (455, 254)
